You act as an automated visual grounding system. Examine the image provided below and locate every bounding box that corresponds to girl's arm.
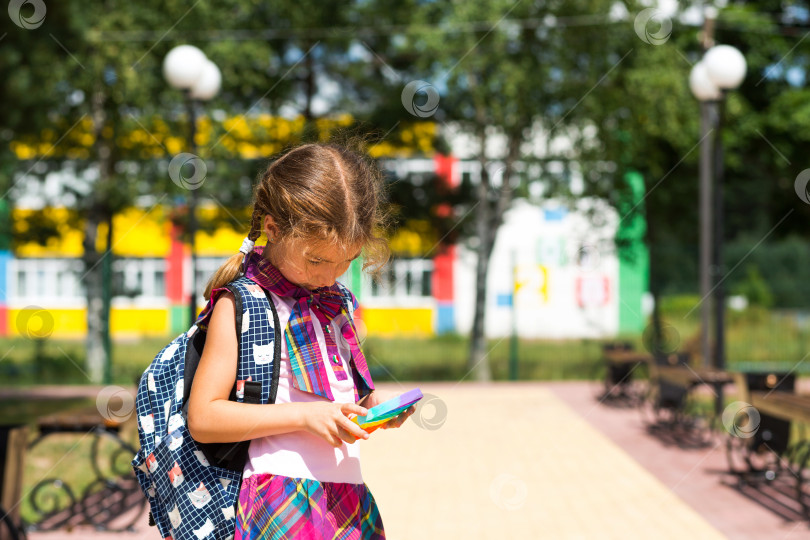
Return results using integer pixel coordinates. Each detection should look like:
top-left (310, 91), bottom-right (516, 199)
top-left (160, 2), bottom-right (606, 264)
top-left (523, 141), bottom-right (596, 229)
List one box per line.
top-left (187, 291), bottom-right (370, 447)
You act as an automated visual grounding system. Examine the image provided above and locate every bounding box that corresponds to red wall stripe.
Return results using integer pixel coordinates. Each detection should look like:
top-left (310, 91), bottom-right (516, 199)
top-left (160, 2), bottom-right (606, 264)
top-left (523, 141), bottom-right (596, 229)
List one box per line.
top-left (432, 154), bottom-right (458, 303)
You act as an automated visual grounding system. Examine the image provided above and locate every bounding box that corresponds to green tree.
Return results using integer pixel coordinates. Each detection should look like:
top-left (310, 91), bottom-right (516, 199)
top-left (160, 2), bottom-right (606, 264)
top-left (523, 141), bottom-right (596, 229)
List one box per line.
top-left (0, 0), bottom-right (286, 381)
top-left (576, 3), bottom-right (810, 308)
top-left (1, 0), bottom-right (451, 382)
top-left (385, 0), bottom-right (629, 380)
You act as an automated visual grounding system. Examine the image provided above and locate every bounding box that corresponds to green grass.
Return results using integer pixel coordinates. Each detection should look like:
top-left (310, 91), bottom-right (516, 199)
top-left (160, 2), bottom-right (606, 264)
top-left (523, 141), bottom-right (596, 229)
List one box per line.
top-left (0, 334), bottom-right (611, 386)
top-left (362, 334), bottom-right (606, 381)
top-left (0, 337), bottom-right (173, 387)
top-left (3, 302), bottom-right (810, 387)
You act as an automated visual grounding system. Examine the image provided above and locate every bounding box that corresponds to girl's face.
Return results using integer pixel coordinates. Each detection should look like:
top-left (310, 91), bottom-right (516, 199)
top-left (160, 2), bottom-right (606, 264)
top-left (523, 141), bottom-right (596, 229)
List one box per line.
top-left (266, 236), bottom-right (361, 291)
top-left (262, 216), bottom-right (361, 290)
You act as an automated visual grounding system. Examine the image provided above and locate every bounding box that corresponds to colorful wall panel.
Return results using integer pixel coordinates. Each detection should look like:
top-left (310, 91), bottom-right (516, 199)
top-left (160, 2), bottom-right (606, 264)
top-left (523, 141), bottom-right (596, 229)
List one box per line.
top-left (361, 307), bottom-right (433, 337)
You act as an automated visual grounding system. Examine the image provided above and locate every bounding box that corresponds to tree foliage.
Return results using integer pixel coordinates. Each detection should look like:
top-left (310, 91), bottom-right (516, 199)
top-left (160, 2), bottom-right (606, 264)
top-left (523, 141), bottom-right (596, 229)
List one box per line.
top-left (5, 0), bottom-right (810, 382)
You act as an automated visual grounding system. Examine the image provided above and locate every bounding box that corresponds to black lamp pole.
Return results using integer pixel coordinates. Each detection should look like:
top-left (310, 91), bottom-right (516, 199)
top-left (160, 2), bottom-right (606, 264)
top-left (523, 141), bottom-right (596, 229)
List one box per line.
top-left (698, 100), bottom-right (713, 372)
top-left (713, 92), bottom-right (727, 418)
top-left (164, 46), bottom-right (219, 328)
top-left (185, 89), bottom-right (199, 328)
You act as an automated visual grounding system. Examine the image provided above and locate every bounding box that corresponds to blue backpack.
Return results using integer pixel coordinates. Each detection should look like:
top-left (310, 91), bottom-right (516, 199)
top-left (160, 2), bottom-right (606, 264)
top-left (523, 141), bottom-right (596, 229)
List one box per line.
top-left (131, 276), bottom-right (283, 540)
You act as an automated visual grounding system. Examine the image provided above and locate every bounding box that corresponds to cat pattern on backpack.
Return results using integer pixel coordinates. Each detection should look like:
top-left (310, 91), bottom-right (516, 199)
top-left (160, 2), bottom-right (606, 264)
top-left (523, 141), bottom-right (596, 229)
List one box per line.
top-left (131, 277), bottom-right (282, 540)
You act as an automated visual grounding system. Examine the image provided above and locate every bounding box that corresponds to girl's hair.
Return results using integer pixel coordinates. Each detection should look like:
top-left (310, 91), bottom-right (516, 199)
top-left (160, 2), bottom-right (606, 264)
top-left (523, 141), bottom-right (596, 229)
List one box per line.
top-left (203, 141), bottom-right (390, 299)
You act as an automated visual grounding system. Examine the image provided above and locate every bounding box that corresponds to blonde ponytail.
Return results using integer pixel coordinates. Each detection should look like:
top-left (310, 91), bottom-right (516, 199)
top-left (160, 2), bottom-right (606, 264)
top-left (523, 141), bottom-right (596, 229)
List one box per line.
top-left (203, 208), bottom-right (264, 300)
top-left (203, 253), bottom-right (246, 300)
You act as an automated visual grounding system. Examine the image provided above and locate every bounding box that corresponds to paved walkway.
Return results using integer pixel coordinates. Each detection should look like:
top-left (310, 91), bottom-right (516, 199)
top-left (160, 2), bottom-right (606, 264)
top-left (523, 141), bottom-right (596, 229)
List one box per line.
top-left (19, 381), bottom-right (810, 539)
top-left (363, 382), bottom-right (723, 539)
top-left (551, 381), bottom-right (810, 540)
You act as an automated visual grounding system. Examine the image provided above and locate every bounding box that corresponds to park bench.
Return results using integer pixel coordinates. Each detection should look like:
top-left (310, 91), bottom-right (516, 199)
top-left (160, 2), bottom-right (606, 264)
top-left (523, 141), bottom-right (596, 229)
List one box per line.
top-left (750, 392), bottom-right (810, 425)
top-left (29, 404), bottom-right (123, 445)
top-left (642, 352), bottom-right (734, 442)
top-left (725, 370), bottom-right (810, 513)
top-left (0, 393), bottom-right (145, 536)
top-left (28, 401), bottom-right (145, 532)
top-left (0, 424), bottom-right (28, 540)
top-left (598, 342), bottom-right (651, 404)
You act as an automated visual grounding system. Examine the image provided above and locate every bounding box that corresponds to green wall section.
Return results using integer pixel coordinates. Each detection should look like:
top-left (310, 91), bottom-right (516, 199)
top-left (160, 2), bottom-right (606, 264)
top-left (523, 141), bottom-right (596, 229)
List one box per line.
top-left (169, 305), bottom-right (187, 334)
top-left (617, 171), bottom-right (650, 334)
top-left (349, 258), bottom-right (363, 301)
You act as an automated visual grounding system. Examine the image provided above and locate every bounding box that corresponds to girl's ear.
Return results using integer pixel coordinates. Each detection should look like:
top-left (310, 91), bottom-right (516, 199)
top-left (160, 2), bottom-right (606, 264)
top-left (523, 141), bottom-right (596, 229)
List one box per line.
top-left (263, 215), bottom-right (280, 241)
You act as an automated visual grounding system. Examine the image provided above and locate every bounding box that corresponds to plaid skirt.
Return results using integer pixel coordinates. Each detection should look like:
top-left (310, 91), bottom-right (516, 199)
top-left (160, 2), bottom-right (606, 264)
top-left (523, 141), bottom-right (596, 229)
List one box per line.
top-left (235, 473), bottom-right (386, 540)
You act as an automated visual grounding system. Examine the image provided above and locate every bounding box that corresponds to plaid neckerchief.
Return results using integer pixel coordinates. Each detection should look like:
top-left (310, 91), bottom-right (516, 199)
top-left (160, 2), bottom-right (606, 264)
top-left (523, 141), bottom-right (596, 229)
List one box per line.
top-left (242, 246), bottom-right (375, 403)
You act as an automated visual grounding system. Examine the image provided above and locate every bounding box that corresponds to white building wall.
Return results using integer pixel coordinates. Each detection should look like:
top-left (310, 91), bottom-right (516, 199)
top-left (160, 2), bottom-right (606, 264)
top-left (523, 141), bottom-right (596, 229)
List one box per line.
top-left (454, 197), bottom-right (620, 338)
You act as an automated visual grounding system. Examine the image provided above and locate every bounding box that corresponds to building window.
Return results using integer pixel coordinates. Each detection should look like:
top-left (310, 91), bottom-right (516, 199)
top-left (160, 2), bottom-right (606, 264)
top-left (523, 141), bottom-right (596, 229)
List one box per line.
top-left (11, 259), bottom-right (84, 302)
top-left (112, 267), bottom-right (128, 297)
top-left (110, 258), bottom-right (168, 301)
top-left (195, 256), bottom-right (230, 300)
top-left (36, 268), bottom-right (46, 289)
top-left (364, 258), bottom-right (433, 300)
top-left (58, 269), bottom-right (73, 296)
top-left (16, 269), bottom-right (26, 297)
top-left (421, 268), bottom-right (432, 297)
top-left (154, 269), bottom-right (166, 298)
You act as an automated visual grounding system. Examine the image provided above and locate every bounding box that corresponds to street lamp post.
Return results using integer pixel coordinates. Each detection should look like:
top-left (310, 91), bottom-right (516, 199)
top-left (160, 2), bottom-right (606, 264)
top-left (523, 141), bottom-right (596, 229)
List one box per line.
top-left (689, 44), bottom-right (746, 417)
top-left (689, 61), bottom-right (720, 375)
top-left (163, 45), bottom-right (221, 327)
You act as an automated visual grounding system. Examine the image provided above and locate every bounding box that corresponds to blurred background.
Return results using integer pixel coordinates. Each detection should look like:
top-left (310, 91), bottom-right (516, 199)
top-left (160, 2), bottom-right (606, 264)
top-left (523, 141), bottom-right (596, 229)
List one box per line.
top-left (2, 0), bottom-right (809, 388)
top-left (4, 0), bottom-right (810, 536)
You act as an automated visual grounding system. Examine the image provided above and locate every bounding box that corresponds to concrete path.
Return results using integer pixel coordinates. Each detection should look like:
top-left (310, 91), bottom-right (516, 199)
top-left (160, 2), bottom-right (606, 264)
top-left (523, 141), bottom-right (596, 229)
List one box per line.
top-left (363, 381), bottom-right (724, 540)
top-left (551, 381), bottom-right (810, 540)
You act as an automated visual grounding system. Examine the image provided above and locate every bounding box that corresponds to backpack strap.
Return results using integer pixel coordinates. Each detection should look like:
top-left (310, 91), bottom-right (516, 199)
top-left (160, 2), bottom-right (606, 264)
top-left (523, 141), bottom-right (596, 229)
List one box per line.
top-left (192, 276), bottom-right (281, 471)
top-left (226, 276), bottom-right (281, 405)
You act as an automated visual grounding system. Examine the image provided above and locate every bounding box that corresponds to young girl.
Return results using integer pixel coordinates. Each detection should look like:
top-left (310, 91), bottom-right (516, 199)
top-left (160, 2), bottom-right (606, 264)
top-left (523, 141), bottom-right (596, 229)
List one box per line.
top-left (187, 142), bottom-right (415, 539)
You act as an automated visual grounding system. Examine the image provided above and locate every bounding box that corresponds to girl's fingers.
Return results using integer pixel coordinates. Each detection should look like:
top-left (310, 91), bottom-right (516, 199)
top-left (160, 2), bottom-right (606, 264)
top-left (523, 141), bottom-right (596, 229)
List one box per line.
top-left (338, 427), bottom-right (365, 444)
top-left (384, 414), bottom-right (404, 429)
top-left (342, 403), bottom-right (369, 417)
top-left (340, 418), bottom-right (370, 441)
top-left (394, 406), bottom-right (416, 426)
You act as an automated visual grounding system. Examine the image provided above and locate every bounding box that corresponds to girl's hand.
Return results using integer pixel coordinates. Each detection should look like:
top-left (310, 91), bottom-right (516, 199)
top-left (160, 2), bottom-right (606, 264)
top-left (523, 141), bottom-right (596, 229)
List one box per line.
top-left (301, 401), bottom-right (371, 448)
top-left (380, 405), bottom-right (416, 429)
top-left (361, 391), bottom-right (417, 430)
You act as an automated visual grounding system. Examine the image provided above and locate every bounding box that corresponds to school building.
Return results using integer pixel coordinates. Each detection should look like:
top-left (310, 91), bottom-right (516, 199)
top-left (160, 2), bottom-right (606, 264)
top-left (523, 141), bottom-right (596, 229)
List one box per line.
top-left (4, 154), bottom-right (649, 340)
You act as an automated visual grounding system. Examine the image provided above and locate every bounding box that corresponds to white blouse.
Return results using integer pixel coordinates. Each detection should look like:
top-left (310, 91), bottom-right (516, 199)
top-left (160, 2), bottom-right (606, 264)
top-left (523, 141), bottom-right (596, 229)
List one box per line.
top-left (242, 291), bottom-right (364, 484)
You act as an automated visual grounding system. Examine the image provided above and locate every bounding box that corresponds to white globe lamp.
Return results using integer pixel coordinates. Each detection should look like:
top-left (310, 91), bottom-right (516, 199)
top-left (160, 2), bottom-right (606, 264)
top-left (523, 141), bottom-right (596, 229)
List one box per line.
top-left (689, 62), bottom-right (721, 101)
top-left (704, 45), bottom-right (747, 90)
top-left (163, 45), bottom-right (207, 90)
top-left (190, 60), bottom-right (222, 101)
